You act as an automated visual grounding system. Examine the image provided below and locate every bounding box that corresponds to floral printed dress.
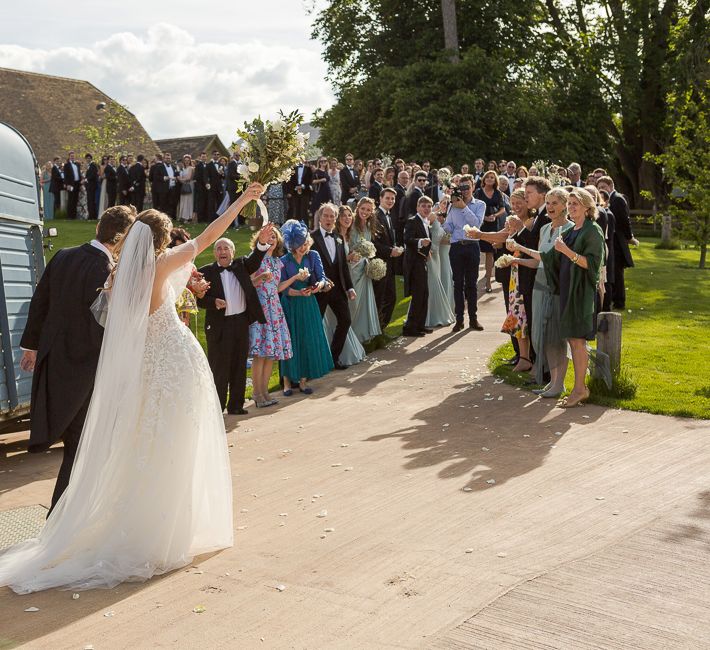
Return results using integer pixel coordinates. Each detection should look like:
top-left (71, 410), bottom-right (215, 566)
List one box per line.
top-left (249, 256), bottom-right (293, 360)
top-left (501, 252), bottom-right (528, 339)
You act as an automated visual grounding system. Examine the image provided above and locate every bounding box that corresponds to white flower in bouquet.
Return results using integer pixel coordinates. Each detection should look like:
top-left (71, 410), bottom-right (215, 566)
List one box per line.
top-left (233, 109), bottom-right (307, 217)
top-left (352, 239), bottom-right (376, 259)
top-left (437, 167), bottom-right (452, 186)
top-left (495, 254), bottom-right (516, 268)
top-left (365, 257), bottom-right (387, 281)
top-left (237, 163), bottom-right (249, 177)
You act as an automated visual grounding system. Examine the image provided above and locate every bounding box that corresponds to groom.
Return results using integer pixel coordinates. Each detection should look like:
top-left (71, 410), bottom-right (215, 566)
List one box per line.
top-left (20, 205), bottom-right (136, 513)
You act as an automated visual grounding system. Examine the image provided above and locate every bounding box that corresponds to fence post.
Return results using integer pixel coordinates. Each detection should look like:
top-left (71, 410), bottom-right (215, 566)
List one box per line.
top-left (661, 213), bottom-right (672, 245)
top-left (596, 311), bottom-right (622, 378)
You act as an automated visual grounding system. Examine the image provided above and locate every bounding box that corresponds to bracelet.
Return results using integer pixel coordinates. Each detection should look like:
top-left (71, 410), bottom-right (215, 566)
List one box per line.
top-left (571, 253), bottom-right (580, 264)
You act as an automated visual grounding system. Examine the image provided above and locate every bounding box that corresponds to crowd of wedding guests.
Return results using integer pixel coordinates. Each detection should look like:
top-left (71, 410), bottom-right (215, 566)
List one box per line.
top-left (38, 149), bottom-right (246, 225)
top-left (38, 148), bottom-right (636, 411)
top-left (159, 155), bottom-right (637, 413)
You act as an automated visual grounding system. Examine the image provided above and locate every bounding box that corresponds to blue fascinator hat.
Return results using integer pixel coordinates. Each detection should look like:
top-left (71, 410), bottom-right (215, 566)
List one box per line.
top-left (282, 219), bottom-right (309, 252)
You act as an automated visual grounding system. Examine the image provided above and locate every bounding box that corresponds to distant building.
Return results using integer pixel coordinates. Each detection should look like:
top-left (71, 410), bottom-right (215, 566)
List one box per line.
top-left (154, 134), bottom-right (231, 160)
top-left (0, 67), bottom-right (160, 164)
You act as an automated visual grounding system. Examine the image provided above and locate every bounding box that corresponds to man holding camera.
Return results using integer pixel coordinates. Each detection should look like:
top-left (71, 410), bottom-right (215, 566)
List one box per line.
top-left (442, 174), bottom-right (486, 332)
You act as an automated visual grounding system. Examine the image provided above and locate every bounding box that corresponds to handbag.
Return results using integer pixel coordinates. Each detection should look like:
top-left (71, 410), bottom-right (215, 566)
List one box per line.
top-left (180, 182), bottom-right (193, 195)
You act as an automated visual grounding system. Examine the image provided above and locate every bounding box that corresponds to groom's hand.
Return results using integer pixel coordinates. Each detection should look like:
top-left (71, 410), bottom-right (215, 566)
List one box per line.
top-left (20, 349), bottom-right (36, 373)
top-left (215, 299), bottom-right (227, 310)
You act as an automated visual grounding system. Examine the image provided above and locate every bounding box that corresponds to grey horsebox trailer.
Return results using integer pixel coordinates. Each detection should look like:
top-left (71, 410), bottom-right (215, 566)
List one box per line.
top-left (0, 121), bottom-right (50, 431)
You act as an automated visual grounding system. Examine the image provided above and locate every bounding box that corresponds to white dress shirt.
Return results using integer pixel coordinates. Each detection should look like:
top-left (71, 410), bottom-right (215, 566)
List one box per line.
top-left (296, 165), bottom-right (304, 186)
top-left (416, 214), bottom-right (430, 248)
top-left (69, 161), bottom-right (79, 182)
top-left (220, 266), bottom-right (246, 316)
top-left (90, 239), bottom-right (114, 265)
top-left (165, 163), bottom-right (176, 188)
top-left (320, 227), bottom-right (336, 262)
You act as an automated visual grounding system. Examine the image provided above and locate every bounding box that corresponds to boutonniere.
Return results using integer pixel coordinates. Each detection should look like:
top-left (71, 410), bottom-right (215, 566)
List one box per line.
top-left (336, 237), bottom-right (343, 245)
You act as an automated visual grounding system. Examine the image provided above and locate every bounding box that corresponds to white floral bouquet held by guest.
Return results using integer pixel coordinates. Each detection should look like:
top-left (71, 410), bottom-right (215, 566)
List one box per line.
top-left (365, 257), bottom-right (387, 281)
top-left (234, 109), bottom-right (309, 219)
top-left (351, 239), bottom-right (377, 261)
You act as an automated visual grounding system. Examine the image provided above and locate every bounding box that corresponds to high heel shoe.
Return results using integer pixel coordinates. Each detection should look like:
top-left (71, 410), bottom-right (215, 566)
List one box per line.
top-left (559, 389), bottom-right (590, 408)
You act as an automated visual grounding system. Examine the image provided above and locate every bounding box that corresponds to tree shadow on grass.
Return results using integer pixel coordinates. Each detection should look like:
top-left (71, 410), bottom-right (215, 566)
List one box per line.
top-left (365, 375), bottom-right (605, 492)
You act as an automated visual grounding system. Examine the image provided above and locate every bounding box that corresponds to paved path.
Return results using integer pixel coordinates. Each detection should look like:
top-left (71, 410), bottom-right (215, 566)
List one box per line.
top-left (1, 288), bottom-right (708, 649)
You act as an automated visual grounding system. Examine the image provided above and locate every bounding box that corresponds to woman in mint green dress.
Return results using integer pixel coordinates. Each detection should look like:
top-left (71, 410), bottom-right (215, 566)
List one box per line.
top-left (426, 215), bottom-right (455, 327)
top-left (347, 198), bottom-right (382, 343)
top-left (279, 220), bottom-right (334, 395)
top-left (323, 205), bottom-right (366, 365)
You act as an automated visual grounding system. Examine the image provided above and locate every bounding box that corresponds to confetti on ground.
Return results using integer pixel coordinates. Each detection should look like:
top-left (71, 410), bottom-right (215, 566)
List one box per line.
top-left (104, 611), bottom-right (115, 617)
top-left (344, 467), bottom-right (354, 471)
top-left (193, 605), bottom-right (206, 614)
top-left (24, 607), bottom-right (39, 612)
top-left (497, 552), bottom-right (508, 558)
top-left (554, 431), bottom-right (563, 436)
top-left (481, 447), bottom-right (490, 452)
top-left (340, 443), bottom-right (349, 448)
top-left (331, 463), bottom-right (342, 467)
top-left (486, 479), bottom-right (496, 485)
top-left (596, 496), bottom-right (605, 501)
top-left (613, 511), bottom-right (620, 515)
top-left (465, 548), bottom-right (474, 554)
top-left (279, 513), bottom-right (288, 517)
top-left (462, 487), bottom-right (473, 492)
top-left (72, 593), bottom-right (80, 600)
top-left (256, 456), bottom-right (264, 461)
top-left (275, 584), bottom-right (286, 592)
top-left (317, 510), bottom-right (328, 518)
top-left (324, 527), bottom-right (335, 533)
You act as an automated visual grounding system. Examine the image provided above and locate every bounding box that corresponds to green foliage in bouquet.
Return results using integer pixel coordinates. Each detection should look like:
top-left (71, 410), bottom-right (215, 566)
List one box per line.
top-left (233, 109), bottom-right (308, 217)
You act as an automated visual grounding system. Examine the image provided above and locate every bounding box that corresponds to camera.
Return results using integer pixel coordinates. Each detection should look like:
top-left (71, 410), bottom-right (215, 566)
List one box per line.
top-left (450, 183), bottom-right (470, 200)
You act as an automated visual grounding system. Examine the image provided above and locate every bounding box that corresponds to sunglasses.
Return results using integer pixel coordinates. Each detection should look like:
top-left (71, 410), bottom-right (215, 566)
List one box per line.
top-left (458, 184), bottom-right (471, 191)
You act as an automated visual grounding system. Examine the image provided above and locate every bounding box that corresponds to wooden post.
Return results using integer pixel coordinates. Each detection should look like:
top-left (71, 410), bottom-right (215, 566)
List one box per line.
top-left (661, 213), bottom-right (672, 245)
top-left (596, 311), bottom-right (622, 378)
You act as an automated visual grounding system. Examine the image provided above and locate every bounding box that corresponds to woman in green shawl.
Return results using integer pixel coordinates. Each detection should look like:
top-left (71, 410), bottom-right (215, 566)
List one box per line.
top-left (512, 188), bottom-right (605, 408)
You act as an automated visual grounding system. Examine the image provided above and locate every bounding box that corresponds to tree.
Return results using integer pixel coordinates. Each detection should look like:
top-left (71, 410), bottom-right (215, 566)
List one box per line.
top-left (538, 0), bottom-right (707, 207)
top-left (66, 101), bottom-right (147, 157)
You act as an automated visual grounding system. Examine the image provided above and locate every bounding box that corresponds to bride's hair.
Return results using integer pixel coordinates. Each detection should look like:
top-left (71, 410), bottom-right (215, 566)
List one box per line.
top-left (116, 209), bottom-right (172, 258)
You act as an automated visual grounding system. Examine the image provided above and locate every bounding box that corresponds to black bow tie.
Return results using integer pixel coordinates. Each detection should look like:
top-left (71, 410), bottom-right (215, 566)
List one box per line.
top-left (324, 231), bottom-right (335, 238)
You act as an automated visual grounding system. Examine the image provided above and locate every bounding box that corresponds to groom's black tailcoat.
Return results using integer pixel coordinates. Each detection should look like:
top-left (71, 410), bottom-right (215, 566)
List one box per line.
top-left (309, 228), bottom-right (353, 364)
top-left (197, 248), bottom-right (266, 411)
top-left (20, 243), bottom-right (112, 510)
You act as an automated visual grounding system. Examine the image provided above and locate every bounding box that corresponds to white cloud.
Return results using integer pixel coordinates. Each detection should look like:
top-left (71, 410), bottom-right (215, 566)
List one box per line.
top-left (0, 22), bottom-right (334, 145)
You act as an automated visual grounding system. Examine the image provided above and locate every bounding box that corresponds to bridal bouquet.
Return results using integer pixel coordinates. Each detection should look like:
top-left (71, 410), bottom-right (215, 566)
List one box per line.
top-left (436, 166), bottom-right (452, 187)
top-left (365, 257), bottom-right (387, 281)
top-left (234, 109), bottom-right (308, 218)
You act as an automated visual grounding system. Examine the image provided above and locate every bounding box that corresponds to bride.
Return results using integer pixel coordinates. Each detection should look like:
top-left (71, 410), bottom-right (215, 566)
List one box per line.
top-left (0, 182), bottom-right (267, 594)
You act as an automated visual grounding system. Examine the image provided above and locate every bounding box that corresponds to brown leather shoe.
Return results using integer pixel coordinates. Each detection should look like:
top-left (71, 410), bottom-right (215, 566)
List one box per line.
top-left (469, 320), bottom-right (484, 331)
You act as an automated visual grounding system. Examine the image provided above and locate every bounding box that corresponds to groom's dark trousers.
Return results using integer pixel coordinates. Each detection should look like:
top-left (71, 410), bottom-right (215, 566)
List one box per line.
top-left (21, 243), bottom-right (112, 514)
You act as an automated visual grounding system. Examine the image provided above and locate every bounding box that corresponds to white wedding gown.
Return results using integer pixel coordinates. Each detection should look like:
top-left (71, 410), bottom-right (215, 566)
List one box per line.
top-left (0, 224), bottom-right (233, 593)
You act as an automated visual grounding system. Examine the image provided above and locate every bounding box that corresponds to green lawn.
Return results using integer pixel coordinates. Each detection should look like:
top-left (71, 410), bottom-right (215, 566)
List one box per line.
top-left (46, 219), bottom-right (412, 396)
top-left (488, 239), bottom-right (710, 419)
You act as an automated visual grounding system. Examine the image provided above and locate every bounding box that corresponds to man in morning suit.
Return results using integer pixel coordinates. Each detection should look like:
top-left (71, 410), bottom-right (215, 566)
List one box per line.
top-left (309, 203), bottom-right (356, 368)
top-left (117, 155), bottom-right (132, 206)
top-left (368, 168), bottom-right (384, 206)
top-left (206, 150), bottom-right (224, 222)
top-left (402, 195), bottom-right (434, 337)
top-left (596, 176), bottom-right (635, 310)
top-left (129, 154), bottom-right (147, 212)
top-left (286, 160), bottom-right (313, 222)
top-left (50, 157), bottom-right (64, 218)
top-left (19, 205), bottom-right (136, 513)
top-left (339, 153), bottom-right (360, 203)
top-left (104, 155), bottom-right (117, 208)
top-left (193, 152), bottom-right (209, 222)
top-left (197, 229), bottom-right (272, 415)
top-left (63, 151), bottom-right (82, 219)
top-left (84, 153), bottom-right (99, 219)
top-left (372, 188), bottom-right (402, 330)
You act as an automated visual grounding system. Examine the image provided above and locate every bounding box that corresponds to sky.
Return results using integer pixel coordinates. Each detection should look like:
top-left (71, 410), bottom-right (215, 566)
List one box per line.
top-left (0, 0), bottom-right (334, 146)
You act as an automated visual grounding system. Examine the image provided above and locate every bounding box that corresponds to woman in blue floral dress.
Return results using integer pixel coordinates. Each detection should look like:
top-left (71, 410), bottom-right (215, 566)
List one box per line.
top-left (249, 227), bottom-right (294, 407)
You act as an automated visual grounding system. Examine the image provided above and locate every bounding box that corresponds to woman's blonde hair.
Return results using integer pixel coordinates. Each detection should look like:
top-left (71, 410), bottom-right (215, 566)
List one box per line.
top-left (569, 188), bottom-right (597, 220)
top-left (546, 187), bottom-right (569, 205)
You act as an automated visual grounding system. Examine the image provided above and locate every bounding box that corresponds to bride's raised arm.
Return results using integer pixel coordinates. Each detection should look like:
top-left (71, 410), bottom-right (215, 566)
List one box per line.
top-left (158, 182), bottom-right (266, 275)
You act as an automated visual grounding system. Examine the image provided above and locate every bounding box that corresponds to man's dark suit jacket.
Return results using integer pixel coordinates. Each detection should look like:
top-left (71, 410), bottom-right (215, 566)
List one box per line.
top-left (196, 248), bottom-right (267, 336)
top-left (340, 166), bottom-right (360, 199)
top-left (20, 244), bottom-right (111, 452)
top-left (512, 207), bottom-right (550, 295)
top-left (608, 190), bottom-right (634, 268)
top-left (403, 214), bottom-right (431, 297)
top-left (309, 228), bottom-right (353, 295)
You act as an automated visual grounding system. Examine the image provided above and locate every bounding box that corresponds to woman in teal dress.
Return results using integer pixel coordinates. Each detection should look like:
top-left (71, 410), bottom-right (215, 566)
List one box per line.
top-left (347, 198), bottom-right (382, 343)
top-left (426, 214), bottom-right (454, 327)
top-left (40, 162), bottom-right (54, 220)
top-left (279, 220), bottom-right (334, 395)
top-left (511, 188), bottom-right (573, 397)
top-left (436, 197), bottom-right (454, 312)
top-left (514, 188), bottom-right (605, 408)
top-left (323, 205), bottom-right (366, 365)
